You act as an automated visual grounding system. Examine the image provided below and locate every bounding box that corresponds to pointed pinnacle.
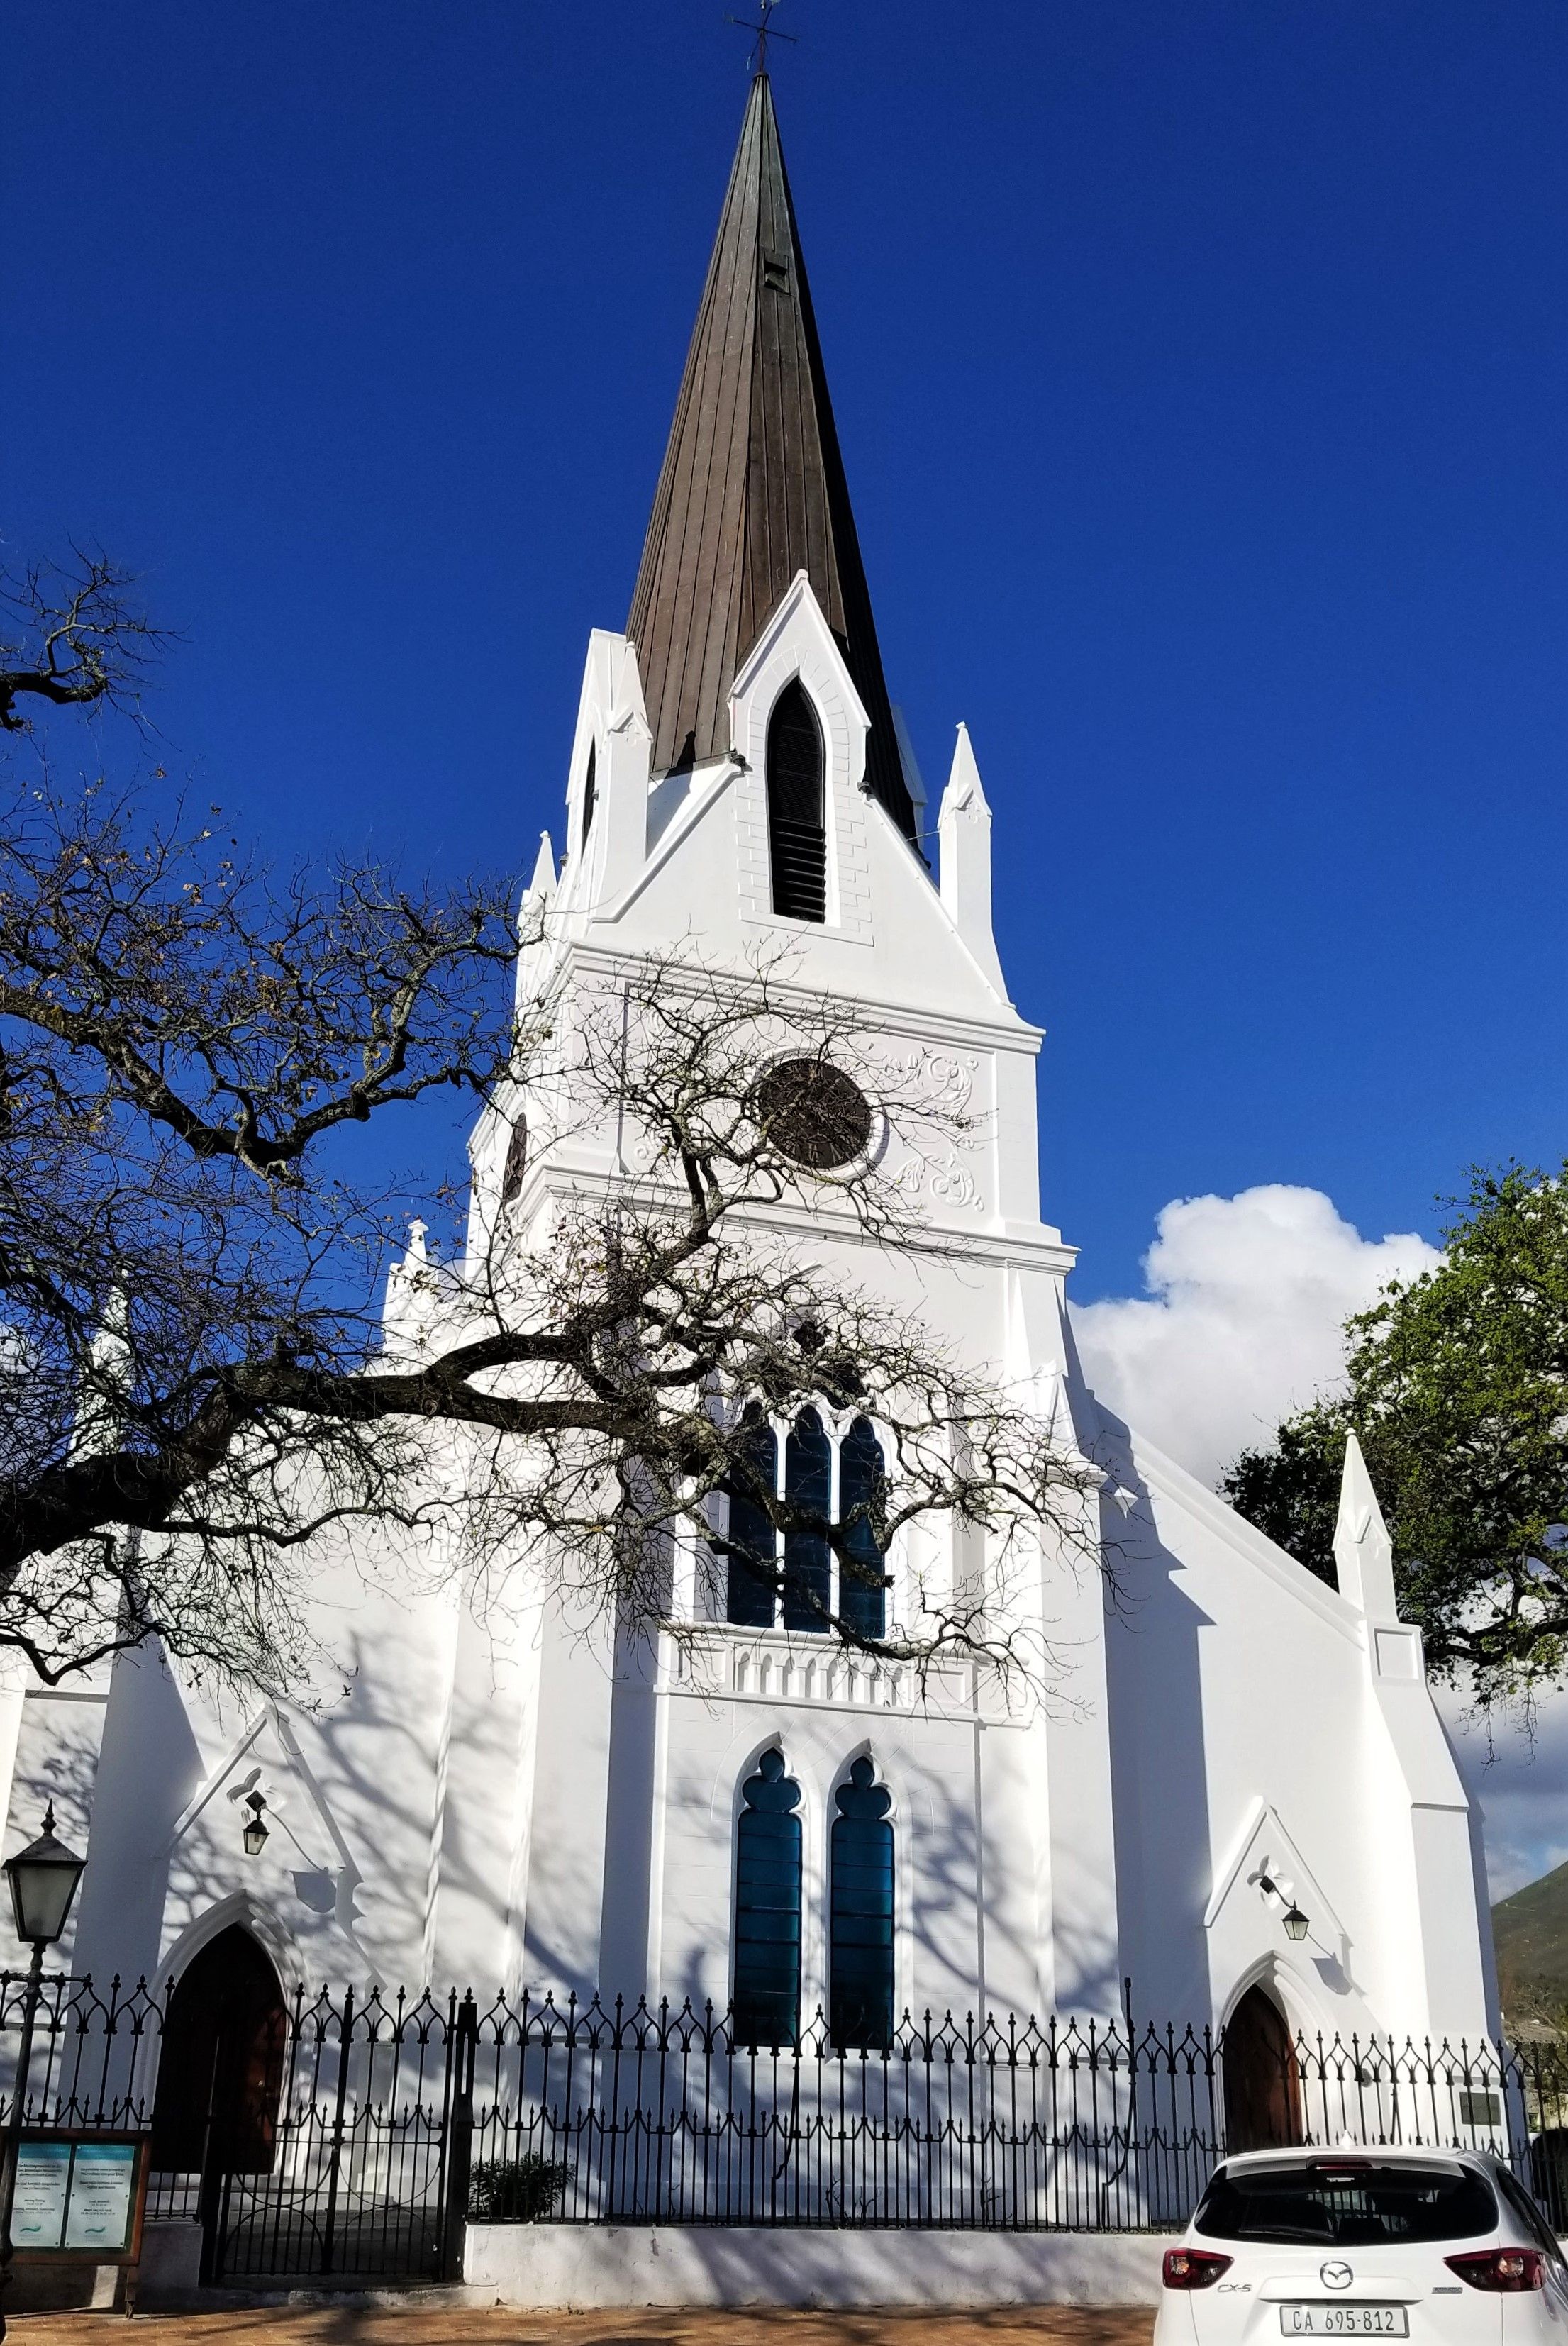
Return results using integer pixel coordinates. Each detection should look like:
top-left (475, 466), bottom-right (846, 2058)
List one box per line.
top-left (941, 721), bottom-right (989, 818)
top-left (527, 830), bottom-right (556, 902)
top-left (1333, 1430), bottom-right (1398, 1619)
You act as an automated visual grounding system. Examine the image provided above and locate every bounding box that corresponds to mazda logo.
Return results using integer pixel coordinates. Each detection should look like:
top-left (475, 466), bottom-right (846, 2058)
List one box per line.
top-left (1321, 2264), bottom-right (1354, 2290)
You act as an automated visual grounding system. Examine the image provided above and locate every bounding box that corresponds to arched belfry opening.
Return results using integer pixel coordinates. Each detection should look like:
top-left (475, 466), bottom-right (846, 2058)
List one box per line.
top-left (580, 740), bottom-right (596, 848)
top-left (150, 1924), bottom-right (288, 2176)
top-left (766, 679), bottom-right (826, 922)
top-left (1222, 1982), bottom-right (1303, 2152)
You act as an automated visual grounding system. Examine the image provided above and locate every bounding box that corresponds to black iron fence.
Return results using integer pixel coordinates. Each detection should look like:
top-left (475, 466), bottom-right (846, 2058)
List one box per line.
top-left (459, 1994), bottom-right (1568, 2233)
top-left (2, 1973), bottom-right (1568, 2280)
top-left (0, 1972), bottom-right (473, 2283)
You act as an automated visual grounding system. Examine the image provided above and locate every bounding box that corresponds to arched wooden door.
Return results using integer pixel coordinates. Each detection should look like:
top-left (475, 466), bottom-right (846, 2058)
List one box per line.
top-left (150, 1925), bottom-right (287, 2176)
top-left (1223, 1984), bottom-right (1303, 2152)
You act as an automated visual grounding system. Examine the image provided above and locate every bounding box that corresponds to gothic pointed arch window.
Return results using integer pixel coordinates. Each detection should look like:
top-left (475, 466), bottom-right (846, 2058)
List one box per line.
top-left (838, 1416), bottom-right (886, 1639)
top-left (782, 1406), bottom-right (831, 1631)
top-left (733, 1747), bottom-right (802, 2046)
top-left (580, 741), bottom-right (596, 848)
top-left (767, 679), bottom-right (826, 923)
top-left (725, 1403), bottom-right (778, 1628)
top-left (830, 1755), bottom-right (895, 2050)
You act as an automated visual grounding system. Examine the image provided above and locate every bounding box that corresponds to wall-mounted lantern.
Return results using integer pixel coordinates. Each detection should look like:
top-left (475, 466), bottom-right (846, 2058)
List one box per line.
top-left (1257, 1870), bottom-right (1311, 1944)
top-left (242, 1792), bottom-right (269, 1858)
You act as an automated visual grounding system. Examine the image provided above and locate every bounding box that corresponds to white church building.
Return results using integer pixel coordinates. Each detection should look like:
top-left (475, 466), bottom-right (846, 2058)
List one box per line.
top-left (0, 72), bottom-right (1496, 2106)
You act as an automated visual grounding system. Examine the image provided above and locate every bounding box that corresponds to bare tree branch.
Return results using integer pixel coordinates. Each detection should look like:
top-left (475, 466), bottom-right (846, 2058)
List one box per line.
top-left (0, 552), bottom-right (165, 731)
top-left (0, 764), bottom-right (1105, 1700)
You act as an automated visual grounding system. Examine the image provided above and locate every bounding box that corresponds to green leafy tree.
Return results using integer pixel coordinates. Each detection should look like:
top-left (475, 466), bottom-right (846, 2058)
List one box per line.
top-left (1223, 1167), bottom-right (1568, 1703)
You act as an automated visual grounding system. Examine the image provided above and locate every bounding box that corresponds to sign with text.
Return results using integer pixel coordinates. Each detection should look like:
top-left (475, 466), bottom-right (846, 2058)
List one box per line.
top-left (9, 2135), bottom-right (148, 2263)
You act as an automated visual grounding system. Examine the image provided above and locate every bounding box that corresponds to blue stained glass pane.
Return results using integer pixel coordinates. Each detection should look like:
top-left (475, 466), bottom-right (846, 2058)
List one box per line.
top-left (733, 1750), bottom-right (801, 2045)
top-left (839, 1416), bottom-right (887, 1638)
top-left (782, 1407), bottom-right (831, 1632)
top-left (726, 1410), bottom-right (778, 1626)
top-left (830, 1756), bottom-right (895, 2050)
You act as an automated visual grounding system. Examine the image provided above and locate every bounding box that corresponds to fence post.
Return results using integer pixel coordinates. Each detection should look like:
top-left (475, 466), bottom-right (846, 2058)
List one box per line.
top-left (439, 1996), bottom-right (477, 2284)
top-left (194, 2025), bottom-right (227, 2288)
top-left (318, 1985), bottom-right (354, 2279)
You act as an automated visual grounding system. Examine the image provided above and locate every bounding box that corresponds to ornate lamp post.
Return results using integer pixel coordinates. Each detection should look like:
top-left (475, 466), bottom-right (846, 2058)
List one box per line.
top-left (0, 1807), bottom-right (87, 2335)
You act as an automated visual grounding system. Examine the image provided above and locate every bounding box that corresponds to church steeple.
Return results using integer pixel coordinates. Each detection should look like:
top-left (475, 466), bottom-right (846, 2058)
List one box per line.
top-left (627, 74), bottom-right (915, 841)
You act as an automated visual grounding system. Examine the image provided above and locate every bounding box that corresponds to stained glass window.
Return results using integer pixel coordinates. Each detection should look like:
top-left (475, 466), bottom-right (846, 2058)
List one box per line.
top-left (733, 1748), bottom-right (802, 2046)
top-left (839, 1416), bottom-right (886, 1639)
top-left (830, 1756), bottom-right (894, 2050)
top-left (782, 1406), bottom-right (831, 1632)
top-left (725, 1404), bottom-right (777, 1628)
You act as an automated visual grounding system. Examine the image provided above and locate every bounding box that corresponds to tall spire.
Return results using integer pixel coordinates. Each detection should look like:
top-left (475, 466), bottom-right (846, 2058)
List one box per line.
top-left (627, 74), bottom-right (915, 840)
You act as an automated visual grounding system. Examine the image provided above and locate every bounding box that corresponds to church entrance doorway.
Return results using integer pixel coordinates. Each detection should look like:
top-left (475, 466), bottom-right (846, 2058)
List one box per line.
top-left (1222, 1984), bottom-right (1303, 2152)
top-left (150, 1925), bottom-right (287, 2278)
top-left (148, 1951), bottom-right (475, 2284)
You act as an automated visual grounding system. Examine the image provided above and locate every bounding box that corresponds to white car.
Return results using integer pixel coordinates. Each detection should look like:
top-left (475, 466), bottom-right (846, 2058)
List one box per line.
top-left (1155, 2145), bottom-right (1568, 2346)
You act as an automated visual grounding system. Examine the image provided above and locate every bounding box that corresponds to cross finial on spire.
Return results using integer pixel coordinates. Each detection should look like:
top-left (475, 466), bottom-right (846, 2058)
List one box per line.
top-left (727, 0), bottom-right (796, 76)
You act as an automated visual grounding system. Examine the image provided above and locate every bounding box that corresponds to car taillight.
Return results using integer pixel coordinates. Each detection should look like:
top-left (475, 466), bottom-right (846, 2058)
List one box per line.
top-left (1164, 2248), bottom-right (1234, 2290)
top-left (1445, 2250), bottom-right (1545, 2294)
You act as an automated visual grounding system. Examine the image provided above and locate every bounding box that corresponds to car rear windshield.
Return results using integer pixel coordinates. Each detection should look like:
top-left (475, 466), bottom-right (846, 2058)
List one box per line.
top-left (1194, 2162), bottom-right (1497, 2246)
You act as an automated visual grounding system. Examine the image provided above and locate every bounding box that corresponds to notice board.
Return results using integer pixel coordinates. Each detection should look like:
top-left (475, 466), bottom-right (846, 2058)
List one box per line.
top-left (9, 2134), bottom-right (150, 2264)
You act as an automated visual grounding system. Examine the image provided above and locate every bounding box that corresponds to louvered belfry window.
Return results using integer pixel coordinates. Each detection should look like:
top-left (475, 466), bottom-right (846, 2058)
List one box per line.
top-left (500, 1116), bottom-right (528, 1205)
top-left (581, 742), bottom-right (596, 847)
top-left (767, 679), bottom-right (826, 922)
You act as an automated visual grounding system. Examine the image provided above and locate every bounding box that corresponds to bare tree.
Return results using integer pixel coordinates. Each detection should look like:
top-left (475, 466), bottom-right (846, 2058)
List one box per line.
top-left (0, 552), bottom-right (163, 732)
top-left (0, 584), bottom-right (1103, 1694)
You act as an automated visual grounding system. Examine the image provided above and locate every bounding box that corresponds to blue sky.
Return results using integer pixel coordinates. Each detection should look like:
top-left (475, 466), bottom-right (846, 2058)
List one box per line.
top-left (8, 0), bottom-right (1566, 1301)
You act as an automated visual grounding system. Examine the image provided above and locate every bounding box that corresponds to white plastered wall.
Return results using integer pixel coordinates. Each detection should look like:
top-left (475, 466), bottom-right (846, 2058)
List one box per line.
top-left (0, 596), bottom-right (1494, 2049)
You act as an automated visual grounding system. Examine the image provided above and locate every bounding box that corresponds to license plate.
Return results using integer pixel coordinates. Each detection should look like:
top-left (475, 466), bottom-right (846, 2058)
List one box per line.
top-left (1280, 2313), bottom-right (1408, 2337)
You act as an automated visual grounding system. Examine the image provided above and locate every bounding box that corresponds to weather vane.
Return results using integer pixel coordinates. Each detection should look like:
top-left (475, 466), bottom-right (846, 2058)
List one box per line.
top-left (727, 0), bottom-right (797, 74)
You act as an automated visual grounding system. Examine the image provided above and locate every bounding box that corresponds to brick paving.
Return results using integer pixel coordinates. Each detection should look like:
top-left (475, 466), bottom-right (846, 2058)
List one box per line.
top-left (11, 2307), bottom-right (1156, 2346)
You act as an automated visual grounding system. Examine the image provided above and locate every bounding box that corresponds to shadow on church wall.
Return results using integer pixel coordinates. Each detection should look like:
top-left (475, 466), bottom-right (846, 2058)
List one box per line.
top-left (1094, 1403), bottom-right (1216, 2023)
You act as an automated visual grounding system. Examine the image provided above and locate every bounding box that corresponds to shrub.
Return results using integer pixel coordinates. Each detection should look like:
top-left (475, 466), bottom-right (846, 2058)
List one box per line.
top-left (467, 2155), bottom-right (569, 2223)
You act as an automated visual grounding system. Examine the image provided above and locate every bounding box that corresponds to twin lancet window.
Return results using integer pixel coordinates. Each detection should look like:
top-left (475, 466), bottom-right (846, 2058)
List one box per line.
top-left (766, 679), bottom-right (826, 923)
top-left (725, 1406), bottom-right (886, 1638)
top-left (733, 1749), bottom-right (895, 2050)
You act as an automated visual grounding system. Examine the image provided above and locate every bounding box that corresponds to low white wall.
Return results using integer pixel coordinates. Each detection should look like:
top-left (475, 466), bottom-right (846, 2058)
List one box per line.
top-left (465, 2223), bottom-right (1167, 2308)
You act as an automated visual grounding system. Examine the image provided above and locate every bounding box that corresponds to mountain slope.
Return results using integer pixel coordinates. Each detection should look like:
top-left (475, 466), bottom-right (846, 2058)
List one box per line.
top-left (1494, 1860), bottom-right (1568, 2023)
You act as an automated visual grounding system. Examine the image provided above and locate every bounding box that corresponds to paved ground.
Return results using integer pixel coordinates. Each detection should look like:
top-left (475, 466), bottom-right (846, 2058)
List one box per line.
top-left (11, 2308), bottom-right (1156, 2346)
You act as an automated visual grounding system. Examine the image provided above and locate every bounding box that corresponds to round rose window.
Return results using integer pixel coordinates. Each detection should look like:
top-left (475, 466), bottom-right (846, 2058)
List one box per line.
top-left (751, 1060), bottom-right (874, 1171)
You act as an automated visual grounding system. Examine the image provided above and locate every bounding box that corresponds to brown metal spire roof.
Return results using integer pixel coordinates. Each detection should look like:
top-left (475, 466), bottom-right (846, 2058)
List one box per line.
top-left (627, 74), bottom-right (915, 841)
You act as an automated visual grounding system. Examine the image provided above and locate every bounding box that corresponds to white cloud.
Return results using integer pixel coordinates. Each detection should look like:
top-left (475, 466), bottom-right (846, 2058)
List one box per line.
top-left (1440, 1691), bottom-right (1568, 1901)
top-left (1069, 1184), bottom-right (1440, 1488)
